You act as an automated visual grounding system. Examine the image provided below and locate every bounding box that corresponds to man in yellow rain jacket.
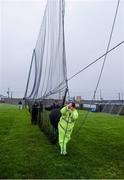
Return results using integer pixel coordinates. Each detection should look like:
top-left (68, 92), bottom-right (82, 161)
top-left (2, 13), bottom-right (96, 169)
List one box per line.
top-left (58, 102), bottom-right (78, 155)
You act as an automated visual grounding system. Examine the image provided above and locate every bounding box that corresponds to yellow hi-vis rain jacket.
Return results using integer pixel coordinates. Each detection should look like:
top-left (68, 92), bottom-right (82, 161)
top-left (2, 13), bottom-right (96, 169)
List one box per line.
top-left (58, 106), bottom-right (78, 154)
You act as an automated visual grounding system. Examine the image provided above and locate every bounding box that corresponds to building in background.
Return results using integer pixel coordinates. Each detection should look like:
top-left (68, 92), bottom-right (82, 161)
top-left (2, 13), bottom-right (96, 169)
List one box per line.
top-left (76, 96), bottom-right (81, 102)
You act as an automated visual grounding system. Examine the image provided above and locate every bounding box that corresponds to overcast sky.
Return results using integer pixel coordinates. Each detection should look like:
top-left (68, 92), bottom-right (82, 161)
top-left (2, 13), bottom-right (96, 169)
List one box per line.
top-left (0, 0), bottom-right (124, 100)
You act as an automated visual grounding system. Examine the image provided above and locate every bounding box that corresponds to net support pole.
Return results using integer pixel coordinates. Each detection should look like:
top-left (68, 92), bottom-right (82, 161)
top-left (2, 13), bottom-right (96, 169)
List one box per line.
top-left (61, 88), bottom-right (68, 107)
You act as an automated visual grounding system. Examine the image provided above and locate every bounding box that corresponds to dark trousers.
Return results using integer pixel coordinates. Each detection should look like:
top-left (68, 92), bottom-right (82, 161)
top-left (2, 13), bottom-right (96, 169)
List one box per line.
top-left (52, 126), bottom-right (58, 144)
top-left (32, 114), bottom-right (38, 125)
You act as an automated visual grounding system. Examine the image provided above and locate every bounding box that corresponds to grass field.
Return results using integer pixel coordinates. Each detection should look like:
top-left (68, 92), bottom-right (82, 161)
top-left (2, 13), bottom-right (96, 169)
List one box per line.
top-left (0, 103), bottom-right (124, 179)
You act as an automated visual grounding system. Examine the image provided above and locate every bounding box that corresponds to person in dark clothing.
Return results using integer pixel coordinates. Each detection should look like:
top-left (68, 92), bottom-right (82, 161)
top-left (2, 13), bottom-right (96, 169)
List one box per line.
top-left (31, 101), bottom-right (39, 125)
top-left (99, 104), bottom-right (102, 112)
top-left (49, 108), bottom-right (61, 144)
top-left (37, 102), bottom-right (43, 125)
top-left (45, 101), bottom-right (61, 143)
top-left (52, 102), bottom-right (60, 109)
top-left (18, 100), bottom-right (23, 110)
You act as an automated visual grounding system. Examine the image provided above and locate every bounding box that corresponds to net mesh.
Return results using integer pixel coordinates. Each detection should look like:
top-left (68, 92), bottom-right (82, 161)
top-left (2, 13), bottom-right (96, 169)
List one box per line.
top-left (24, 0), bottom-right (68, 143)
top-left (25, 0), bottom-right (67, 100)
